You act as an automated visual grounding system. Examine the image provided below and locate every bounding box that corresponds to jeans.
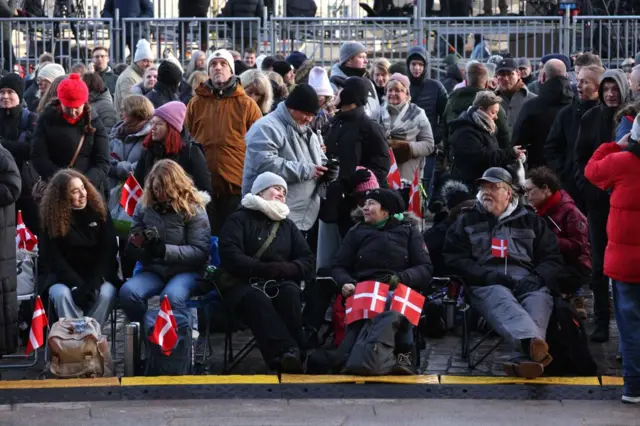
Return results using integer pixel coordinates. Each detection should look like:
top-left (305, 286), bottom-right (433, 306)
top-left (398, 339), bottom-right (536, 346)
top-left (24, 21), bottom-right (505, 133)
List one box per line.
top-left (48, 282), bottom-right (116, 327)
top-left (119, 272), bottom-right (200, 323)
top-left (612, 280), bottom-right (640, 397)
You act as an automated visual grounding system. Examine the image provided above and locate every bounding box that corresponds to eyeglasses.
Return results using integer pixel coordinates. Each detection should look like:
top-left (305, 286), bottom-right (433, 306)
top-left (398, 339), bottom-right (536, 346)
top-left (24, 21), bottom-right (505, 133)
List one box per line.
top-left (480, 182), bottom-right (509, 192)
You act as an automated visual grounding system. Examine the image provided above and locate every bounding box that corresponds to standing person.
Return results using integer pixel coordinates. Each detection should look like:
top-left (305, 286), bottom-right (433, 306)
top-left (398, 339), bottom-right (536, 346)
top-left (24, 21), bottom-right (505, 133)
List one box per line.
top-left (185, 49), bottom-right (262, 235)
top-left (101, 0), bottom-right (153, 53)
top-left (40, 170), bottom-right (118, 327)
top-left (145, 60), bottom-right (182, 109)
top-left (114, 39), bottom-right (154, 112)
top-left (574, 69), bottom-right (630, 343)
top-left (92, 46), bottom-right (118, 96)
top-left (83, 72), bottom-right (118, 136)
top-left (244, 48), bottom-right (257, 69)
top-left (178, 0), bottom-right (210, 56)
top-left (131, 66), bottom-right (158, 97)
top-left (495, 58), bottom-right (536, 131)
top-left (517, 58), bottom-right (534, 86)
top-left (36, 76), bottom-right (65, 114)
top-left (0, 0), bottom-right (16, 71)
top-left (273, 61), bottom-right (295, 93)
top-left (630, 65), bottom-right (640, 100)
top-left (185, 51), bottom-right (206, 80)
top-left (370, 58), bottom-right (391, 102)
top-left (308, 66), bottom-right (334, 134)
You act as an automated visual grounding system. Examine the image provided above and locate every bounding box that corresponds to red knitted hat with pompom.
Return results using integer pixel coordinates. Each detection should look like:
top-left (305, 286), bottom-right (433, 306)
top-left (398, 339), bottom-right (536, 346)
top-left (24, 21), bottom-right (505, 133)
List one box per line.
top-left (57, 73), bottom-right (89, 108)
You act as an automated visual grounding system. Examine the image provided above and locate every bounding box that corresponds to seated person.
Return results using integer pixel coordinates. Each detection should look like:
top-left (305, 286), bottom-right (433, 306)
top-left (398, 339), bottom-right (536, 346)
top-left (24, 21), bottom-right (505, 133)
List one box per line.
top-left (119, 159), bottom-right (211, 324)
top-left (332, 188), bottom-right (433, 373)
top-left (218, 172), bottom-right (315, 374)
top-left (41, 170), bottom-right (118, 327)
top-left (443, 167), bottom-right (564, 379)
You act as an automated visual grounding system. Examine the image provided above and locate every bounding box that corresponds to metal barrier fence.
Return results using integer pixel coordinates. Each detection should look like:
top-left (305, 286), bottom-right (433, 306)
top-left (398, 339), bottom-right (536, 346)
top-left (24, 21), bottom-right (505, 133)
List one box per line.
top-left (572, 16), bottom-right (640, 68)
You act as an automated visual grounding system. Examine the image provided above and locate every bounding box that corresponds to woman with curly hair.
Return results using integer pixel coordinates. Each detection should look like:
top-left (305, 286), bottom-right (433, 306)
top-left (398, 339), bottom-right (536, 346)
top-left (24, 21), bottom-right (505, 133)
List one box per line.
top-left (119, 159), bottom-right (211, 323)
top-left (41, 169), bottom-right (118, 327)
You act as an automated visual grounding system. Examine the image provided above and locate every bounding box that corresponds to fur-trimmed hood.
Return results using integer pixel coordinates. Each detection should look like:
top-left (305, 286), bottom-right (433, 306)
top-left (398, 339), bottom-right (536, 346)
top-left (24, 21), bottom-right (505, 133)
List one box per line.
top-left (295, 59), bottom-right (316, 85)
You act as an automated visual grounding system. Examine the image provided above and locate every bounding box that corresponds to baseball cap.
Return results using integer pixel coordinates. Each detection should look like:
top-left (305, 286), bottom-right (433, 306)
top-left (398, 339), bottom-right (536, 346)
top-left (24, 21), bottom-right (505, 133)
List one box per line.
top-left (496, 58), bottom-right (518, 73)
top-left (476, 167), bottom-right (513, 186)
top-left (516, 58), bottom-right (531, 68)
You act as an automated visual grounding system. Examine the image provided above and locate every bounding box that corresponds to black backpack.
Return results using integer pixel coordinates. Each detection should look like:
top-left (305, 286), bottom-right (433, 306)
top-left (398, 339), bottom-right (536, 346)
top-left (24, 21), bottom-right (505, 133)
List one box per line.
top-left (144, 308), bottom-right (193, 376)
top-left (545, 297), bottom-right (598, 376)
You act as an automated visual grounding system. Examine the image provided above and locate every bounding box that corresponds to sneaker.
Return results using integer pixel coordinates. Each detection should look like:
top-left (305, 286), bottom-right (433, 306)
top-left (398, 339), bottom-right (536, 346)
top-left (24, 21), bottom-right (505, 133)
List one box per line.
top-left (392, 352), bottom-right (416, 375)
top-left (503, 360), bottom-right (544, 379)
top-left (622, 395), bottom-right (640, 404)
top-left (279, 349), bottom-right (303, 374)
top-left (572, 296), bottom-right (588, 320)
top-left (529, 337), bottom-right (553, 367)
top-left (590, 323), bottom-right (609, 343)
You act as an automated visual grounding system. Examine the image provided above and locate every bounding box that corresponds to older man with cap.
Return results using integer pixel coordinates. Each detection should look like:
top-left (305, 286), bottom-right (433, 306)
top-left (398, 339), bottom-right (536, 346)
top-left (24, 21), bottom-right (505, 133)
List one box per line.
top-left (114, 39), bottom-right (154, 112)
top-left (443, 167), bottom-right (563, 379)
top-left (330, 41), bottom-right (380, 120)
top-left (517, 58), bottom-right (534, 85)
top-left (243, 84), bottom-right (327, 233)
top-left (495, 58), bottom-right (537, 131)
top-left (186, 49), bottom-right (262, 235)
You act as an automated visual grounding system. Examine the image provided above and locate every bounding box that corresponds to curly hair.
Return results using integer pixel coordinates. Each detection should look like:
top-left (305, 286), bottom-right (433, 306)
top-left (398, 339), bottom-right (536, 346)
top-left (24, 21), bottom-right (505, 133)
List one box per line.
top-left (141, 159), bottom-right (207, 219)
top-left (40, 169), bottom-right (106, 238)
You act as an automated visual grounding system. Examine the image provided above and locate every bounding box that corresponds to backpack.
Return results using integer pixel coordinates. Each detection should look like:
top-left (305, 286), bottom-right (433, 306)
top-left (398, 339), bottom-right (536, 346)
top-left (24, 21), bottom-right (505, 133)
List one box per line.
top-left (545, 297), bottom-right (598, 376)
top-left (48, 317), bottom-right (114, 378)
top-left (343, 311), bottom-right (402, 376)
top-left (144, 308), bottom-right (193, 376)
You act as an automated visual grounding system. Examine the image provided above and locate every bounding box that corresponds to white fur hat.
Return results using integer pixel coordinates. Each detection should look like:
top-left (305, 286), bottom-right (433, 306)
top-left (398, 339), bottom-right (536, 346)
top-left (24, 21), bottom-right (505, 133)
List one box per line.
top-left (308, 66), bottom-right (333, 97)
top-left (207, 49), bottom-right (235, 75)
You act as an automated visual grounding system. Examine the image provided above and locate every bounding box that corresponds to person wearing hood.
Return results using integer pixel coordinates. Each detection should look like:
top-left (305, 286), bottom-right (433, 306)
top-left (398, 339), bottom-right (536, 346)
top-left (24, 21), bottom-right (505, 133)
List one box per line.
top-left (511, 59), bottom-right (574, 169)
top-left (240, 69), bottom-right (274, 116)
top-left (443, 167), bottom-right (563, 379)
top-left (145, 60), bottom-right (182, 109)
top-left (405, 46), bottom-right (447, 144)
top-left (114, 39), bottom-right (154, 112)
top-left (218, 172), bottom-right (315, 373)
top-left (495, 58), bottom-right (537, 131)
top-left (574, 68), bottom-right (631, 343)
top-left (185, 49), bottom-right (262, 235)
top-left (82, 72), bottom-right (118, 136)
top-left (332, 188), bottom-right (433, 373)
top-left (584, 118), bottom-right (640, 404)
top-left (441, 64), bottom-right (463, 94)
top-left (544, 64), bottom-right (604, 211)
top-left (330, 42), bottom-right (380, 120)
top-left (324, 76), bottom-right (390, 187)
top-left (91, 46), bottom-right (118, 96)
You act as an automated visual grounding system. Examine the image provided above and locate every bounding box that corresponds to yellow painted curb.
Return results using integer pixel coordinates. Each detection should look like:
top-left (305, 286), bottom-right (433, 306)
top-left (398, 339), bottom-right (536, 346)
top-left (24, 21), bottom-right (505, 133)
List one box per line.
top-left (281, 375), bottom-right (367, 384)
top-left (365, 375), bottom-right (439, 384)
top-left (121, 375), bottom-right (279, 386)
top-left (440, 376), bottom-right (600, 386)
top-left (601, 376), bottom-right (624, 386)
top-left (0, 378), bottom-right (120, 389)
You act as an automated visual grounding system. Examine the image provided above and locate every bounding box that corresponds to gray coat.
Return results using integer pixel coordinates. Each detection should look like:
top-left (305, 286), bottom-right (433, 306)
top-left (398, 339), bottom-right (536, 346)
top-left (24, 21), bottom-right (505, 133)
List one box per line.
top-left (243, 102), bottom-right (326, 231)
top-left (330, 63), bottom-right (381, 121)
top-left (497, 85), bottom-right (537, 131)
top-left (90, 89), bottom-right (118, 136)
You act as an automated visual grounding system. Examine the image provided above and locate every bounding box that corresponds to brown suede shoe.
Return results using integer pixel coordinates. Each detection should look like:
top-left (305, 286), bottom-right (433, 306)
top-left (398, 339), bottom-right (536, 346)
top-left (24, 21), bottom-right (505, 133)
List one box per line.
top-left (529, 337), bottom-right (553, 367)
top-left (503, 361), bottom-right (544, 379)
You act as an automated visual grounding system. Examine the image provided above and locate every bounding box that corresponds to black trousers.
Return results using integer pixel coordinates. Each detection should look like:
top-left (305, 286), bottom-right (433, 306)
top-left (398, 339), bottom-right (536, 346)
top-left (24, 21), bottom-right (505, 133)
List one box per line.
top-left (588, 208), bottom-right (610, 325)
top-left (235, 282), bottom-right (303, 367)
top-left (302, 277), bottom-right (339, 331)
top-left (208, 194), bottom-right (241, 236)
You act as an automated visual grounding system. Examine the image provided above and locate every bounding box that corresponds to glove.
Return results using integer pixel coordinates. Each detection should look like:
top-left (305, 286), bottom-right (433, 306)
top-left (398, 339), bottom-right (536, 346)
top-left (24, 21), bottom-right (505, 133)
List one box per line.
top-left (147, 239), bottom-right (166, 259)
top-left (486, 271), bottom-right (518, 290)
top-left (383, 274), bottom-right (401, 290)
top-left (389, 139), bottom-right (412, 164)
top-left (514, 276), bottom-right (543, 295)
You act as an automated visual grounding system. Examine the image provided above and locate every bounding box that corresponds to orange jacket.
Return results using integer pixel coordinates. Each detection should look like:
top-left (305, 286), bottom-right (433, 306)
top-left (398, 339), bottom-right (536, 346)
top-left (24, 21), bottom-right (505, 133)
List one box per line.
top-left (186, 80), bottom-right (262, 195)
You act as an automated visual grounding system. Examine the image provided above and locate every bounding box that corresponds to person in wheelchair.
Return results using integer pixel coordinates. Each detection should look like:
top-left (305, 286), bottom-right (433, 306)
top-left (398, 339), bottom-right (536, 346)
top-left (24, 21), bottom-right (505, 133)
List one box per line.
top-left (218, 172), bottom-right (315, 374)
top-left (40, 170), bottom-right (119, 327)
top-left (443, 167), bottom-right (564, 379)
top-left (119, 159), bottom-right (211, 324)
top-left (332, 188), bottom-right (433, 373)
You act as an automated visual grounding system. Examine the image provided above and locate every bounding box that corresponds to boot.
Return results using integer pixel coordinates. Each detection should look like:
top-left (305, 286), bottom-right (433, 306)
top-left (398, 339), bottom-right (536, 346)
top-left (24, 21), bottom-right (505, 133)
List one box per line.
top-left (279, 348), bottom-right (303, 374)
top-left (528, 337), bottom-right (553, 367)
top-left (503, 360), bottom-right (544, 379)
top-left (391, 352), bottom-right (416, 375)
top-left (590, 322), bottom-right (609, 343)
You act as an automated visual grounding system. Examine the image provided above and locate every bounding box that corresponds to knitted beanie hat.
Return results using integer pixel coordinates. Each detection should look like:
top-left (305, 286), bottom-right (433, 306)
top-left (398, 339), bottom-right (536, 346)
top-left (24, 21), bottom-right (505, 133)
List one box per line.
top-left (286, 51), bottom-right (308, 70)
top-left (153, 101), bottom-right (186, 133)
top-left (308, 67), bottom-right (333, 97)
top-left (285, 84), bottom-right (320, 115)
top-left (38, 63), bottom-right (66, 83)
top-left (366, 188), bottom-right (406, 215)
top-left (134, 39), bottom-right (154, 63)
top-left (57, 73), bottom-right (89, 108)
top-left (273, 60), bottom-right (293, 78)
top-left (388, 72), bottom-right (410, 92)
top-left (339, 41), bottom-right (367, 65)
top-left (158, 60), bottom-right (183, 87)
top-left (0, 73), bottom-right (24, 101)
top-left (207, 49), bottom-right (235, 74)
top-left (354, 166), bottom-right (379, 194)
top-left (251, 171), bottom-right (288, 196)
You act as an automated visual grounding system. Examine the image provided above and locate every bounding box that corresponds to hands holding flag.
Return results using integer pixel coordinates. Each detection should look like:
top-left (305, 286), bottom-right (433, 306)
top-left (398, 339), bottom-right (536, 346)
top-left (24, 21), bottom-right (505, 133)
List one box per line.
top-left (344, 280), bottom-right (425, 326)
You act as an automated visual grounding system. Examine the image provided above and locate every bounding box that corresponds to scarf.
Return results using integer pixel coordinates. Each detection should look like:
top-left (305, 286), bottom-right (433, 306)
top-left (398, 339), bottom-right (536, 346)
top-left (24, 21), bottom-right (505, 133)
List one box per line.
top-left (339, 65), bottom-right (366, 78)
top-left (372, 213), bottom-right (404, 229)
top-left (380, 101), bottom-right (414, 139)
top-left (117, 119), bottom-right (147, 138)
top-left (471, 107), bottom-right (496, 135)
top-left (536, 190), bottom-right (562, 217)
top-left (241, 193), bottom-right (290, 222)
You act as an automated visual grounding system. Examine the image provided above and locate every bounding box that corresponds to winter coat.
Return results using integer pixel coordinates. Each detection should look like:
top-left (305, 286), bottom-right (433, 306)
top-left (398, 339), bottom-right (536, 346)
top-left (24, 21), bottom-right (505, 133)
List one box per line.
top-left (574, 70), bottom-right (631, 213)
top-left (585, 141), bottom-right (640, 283)
top-left (330, 63), bottom-right (381, 120)
top-left (98, 67), bottom-right (118, 96)
top-left (287, 0), bottom-right (317, 16)
top-left (496, 83), bottom-right (537, 131)
top-left (379, 101), bottom-right (434, 181)
top-left (108, 120), bottom-right (150, 189)
top-left (89, 89), bottom-right (118, 136)
top-left (24, 83), bottom-right (38, 112)
top-left (442, 86), bottom-right (510, 158)
top-left (179, 0), bottom-right (210, 16)
top-left (243, 101), bottom-right (326, 231)
top-left (544, 99), bottom-right (598, 208)
top-left (0, 144), bottom-right (20, 355)
top-left (185, 78), bottom-right (262, 196)
top-left (145, 81), bottom-right (180, 109)
top-left (114, 63), bottom-right (145, 112)
top-left (31, 103), bottom-right (110, 194)
top-left (615, 115), bottom-right (633, 142)
top-left (0, 106), bottom-right (37, 171)
top-left (101, 0), bottom-right (153, 18)
top-left (218, 207), bottom-right (315, 307)
top-left (40, 208), bottom-right (118, 293)
top-left (441, 65), bottom-right (463, 94)
top-left (127, 197), bottom-right (211, 281)
top-left (324, 105), bottom-right (390, 186)
top-left (130, 82), bottom-right (152, 97)
top-left (332, 213), bottom-right (433, 290)
top-left (511, 77), bottom-right (574, 169)
top-left (448, 107), bottom-right (517, 189)
top-left (219, 0), bottom-right (264, 18)
top-left (133, 132), bottom-right (213, 196)
top-left (442, 201), bottom-right (564, 291)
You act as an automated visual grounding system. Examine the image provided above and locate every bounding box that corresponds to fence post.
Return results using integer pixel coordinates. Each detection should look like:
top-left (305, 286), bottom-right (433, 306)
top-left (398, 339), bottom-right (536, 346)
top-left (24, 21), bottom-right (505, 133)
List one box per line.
top-left (561, 6), bottom-right (572, 58)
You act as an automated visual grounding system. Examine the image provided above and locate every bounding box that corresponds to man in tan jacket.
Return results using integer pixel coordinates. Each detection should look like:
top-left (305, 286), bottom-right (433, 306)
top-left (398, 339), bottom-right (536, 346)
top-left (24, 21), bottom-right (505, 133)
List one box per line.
top-left (185, 49), bottom-right (262, 234)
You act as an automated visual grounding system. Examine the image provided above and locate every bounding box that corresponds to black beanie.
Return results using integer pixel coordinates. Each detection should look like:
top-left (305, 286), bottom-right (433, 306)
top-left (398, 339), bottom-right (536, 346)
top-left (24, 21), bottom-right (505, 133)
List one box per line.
top-left (366, 188), bottom-right (406, 215)
top-left (234, 60), bottom-right (248, 76)
top-left (0, 73), bottom-right (24, 102)
top-left (285, 84), bottom-right (320, 115)
top-left (273, 60), bottom-right (293, 77)
top-left (337, 76), bottom-right (370, 109)
top-left (261, 56), bottom-right (276, 71)
top-left (158, 60), bottom-right (183, 88)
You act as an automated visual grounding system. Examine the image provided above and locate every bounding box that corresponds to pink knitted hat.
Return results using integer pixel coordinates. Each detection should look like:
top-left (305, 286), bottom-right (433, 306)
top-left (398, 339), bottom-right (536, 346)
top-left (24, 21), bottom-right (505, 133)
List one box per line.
top-left (354, 166), bottom-right (380, 193)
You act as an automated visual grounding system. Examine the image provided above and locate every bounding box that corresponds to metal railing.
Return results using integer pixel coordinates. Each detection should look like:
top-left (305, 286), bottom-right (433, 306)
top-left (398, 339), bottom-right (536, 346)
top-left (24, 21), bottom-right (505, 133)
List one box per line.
top-left (572, 16), bottom-right (640, 68)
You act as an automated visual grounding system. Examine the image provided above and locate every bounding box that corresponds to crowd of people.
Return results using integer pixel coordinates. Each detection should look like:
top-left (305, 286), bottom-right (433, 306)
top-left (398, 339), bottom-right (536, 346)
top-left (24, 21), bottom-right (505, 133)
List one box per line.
top-left (0, 37), bottom-right (637, 404)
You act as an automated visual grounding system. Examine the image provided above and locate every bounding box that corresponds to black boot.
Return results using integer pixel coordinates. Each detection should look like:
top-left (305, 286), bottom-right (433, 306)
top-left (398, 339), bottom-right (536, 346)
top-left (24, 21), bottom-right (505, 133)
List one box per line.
top-left (279, 348), bottom-right (303, 374)
top-left (590, 322), bottom-right (609, 343)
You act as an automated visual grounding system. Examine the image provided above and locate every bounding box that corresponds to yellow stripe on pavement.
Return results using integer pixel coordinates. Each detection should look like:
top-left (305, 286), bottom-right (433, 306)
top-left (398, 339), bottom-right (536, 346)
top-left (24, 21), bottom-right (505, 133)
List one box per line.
top-left (601, 376), bottom-right (624, 386)
top-left (440, 376), bottom-right (600, 386)
top-left (365, 375), bottom-right (439, 384)
top-left (0, 378), bottom-right (120, 389)
top-left (280, 375), bottom-right (367, 384)
top-left (121, 375), bottom-right (279, 386)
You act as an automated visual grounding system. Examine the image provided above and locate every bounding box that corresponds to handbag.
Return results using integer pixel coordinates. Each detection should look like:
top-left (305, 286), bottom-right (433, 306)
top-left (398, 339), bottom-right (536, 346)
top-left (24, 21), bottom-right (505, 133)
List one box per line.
top-left (32, 133), bottom-right (85, 202)
top-left (214, 221), bottom-right (281, 291)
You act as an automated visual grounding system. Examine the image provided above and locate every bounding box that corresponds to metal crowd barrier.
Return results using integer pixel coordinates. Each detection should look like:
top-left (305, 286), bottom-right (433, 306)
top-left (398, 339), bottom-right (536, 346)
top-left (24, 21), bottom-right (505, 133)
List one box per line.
top-left (572, 16), bottom-right (640, 68)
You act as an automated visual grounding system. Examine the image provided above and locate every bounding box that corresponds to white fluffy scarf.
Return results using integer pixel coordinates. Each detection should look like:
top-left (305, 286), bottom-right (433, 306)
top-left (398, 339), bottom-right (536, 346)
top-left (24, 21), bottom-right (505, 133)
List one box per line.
top-left (241, 193), bottom-right (290, 221)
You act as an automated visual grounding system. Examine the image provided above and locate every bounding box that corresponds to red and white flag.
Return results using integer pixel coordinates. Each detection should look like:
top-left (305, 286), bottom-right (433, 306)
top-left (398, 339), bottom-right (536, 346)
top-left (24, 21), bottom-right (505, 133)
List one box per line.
top-left (149, 296), bottom-right (178, 356)
top-left (345, 296), bottom-right (376, 325)
top-left (491, 238), bottom-right (508, 258)
top-left (352, 281), bottom-right (389, 314)
top-left (387, 148), bottom-right (402, 190)
top-left (26, 296), bottom-right (48, 355)
top-left (120, 174), bottom-right (143, 217)
top-left (407, 167), bottom-right (422, 218)
top-left (16, 210), bottom-right (38, 251)
top-left (390, 284), bottom-right (425, 326)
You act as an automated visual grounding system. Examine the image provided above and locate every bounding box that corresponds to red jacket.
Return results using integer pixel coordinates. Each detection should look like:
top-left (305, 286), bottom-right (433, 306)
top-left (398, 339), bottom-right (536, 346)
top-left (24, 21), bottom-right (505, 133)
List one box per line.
top-left (585, 141), bottom-right (640, 283)
top-left (536, 190), bottom-right (591, 272)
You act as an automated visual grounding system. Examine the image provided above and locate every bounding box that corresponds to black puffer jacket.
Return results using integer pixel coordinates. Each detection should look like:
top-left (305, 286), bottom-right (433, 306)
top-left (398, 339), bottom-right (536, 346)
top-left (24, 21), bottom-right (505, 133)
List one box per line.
top-left (511, 76), bottom-right (574, 169)
top-left (332, 213), bottom-right (433, 290)
top-left (179, 0), bottom-right (210, 16)
top-left (24, 83), bottom-right (39, 112)
top-left (145, 81), bottom-right (180, 109)
top-left (324, 106), bottom-right (390, 186)
top-left (0, 144), bottom-right (20, 355)
top-left (0, 106), bottom-right (37, 170)
top-left (219, 0), bottom-right (263, 18)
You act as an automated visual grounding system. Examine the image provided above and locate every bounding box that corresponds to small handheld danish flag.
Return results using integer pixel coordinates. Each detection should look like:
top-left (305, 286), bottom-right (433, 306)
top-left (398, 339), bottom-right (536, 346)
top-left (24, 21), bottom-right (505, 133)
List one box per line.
top-left (390, 284), bottom-right (425, 326)
top-left (491, 238), bottom-right (508, 258)
top-left (352, 281), bottom-right (389, 314)
top-left (120, 174), bottom-right (143, 217)
top-left (345, 296), bottom-right (374, 325)
top-left (26, 296), bottom-right (48, 355)
top-left (149, 296), bottom-right (178, 356)
top-left (386, 149), bottom-right (402, 190)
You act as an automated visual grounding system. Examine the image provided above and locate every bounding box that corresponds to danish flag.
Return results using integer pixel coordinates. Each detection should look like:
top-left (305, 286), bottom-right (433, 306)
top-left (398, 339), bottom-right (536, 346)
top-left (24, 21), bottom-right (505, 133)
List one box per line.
top-left (491, 238), bottom-right (508, 258)
top-left (26, 296), bottom-right (48, 355)
top-left (386, 148), bottom-right (402, 190)
top-left (352, 281), bottom-right (389, 314)
top-left (407, 167), bottom-right (422, 218)
top-left (120, 174), bottom-right (143, 217)
top-left (16, 210), bottom-right (38, 251)
top-left (390, 284), bottom-right (425, 326)
top-left (149, 296), bottom-right (178, 356)
top-left (345, 296), bottom-right (375, 325)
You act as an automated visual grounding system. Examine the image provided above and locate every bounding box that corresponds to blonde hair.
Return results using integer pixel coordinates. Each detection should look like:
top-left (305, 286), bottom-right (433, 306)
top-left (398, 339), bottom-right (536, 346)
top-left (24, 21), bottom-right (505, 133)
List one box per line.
top-left (37, 75), bottom-right (66, 113)
top-left (240, 69), bottom-right (274, 114)
top-left (386, 79), bottom-right (410, 96)
top-left (371, 58), bottom-right (390, 76)
top-left (142, 159), bottom-right (206, 218)
top-left (122, 95), bottom-right (154, 121)
top-left (188, 71), bottom-right (208, 96)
